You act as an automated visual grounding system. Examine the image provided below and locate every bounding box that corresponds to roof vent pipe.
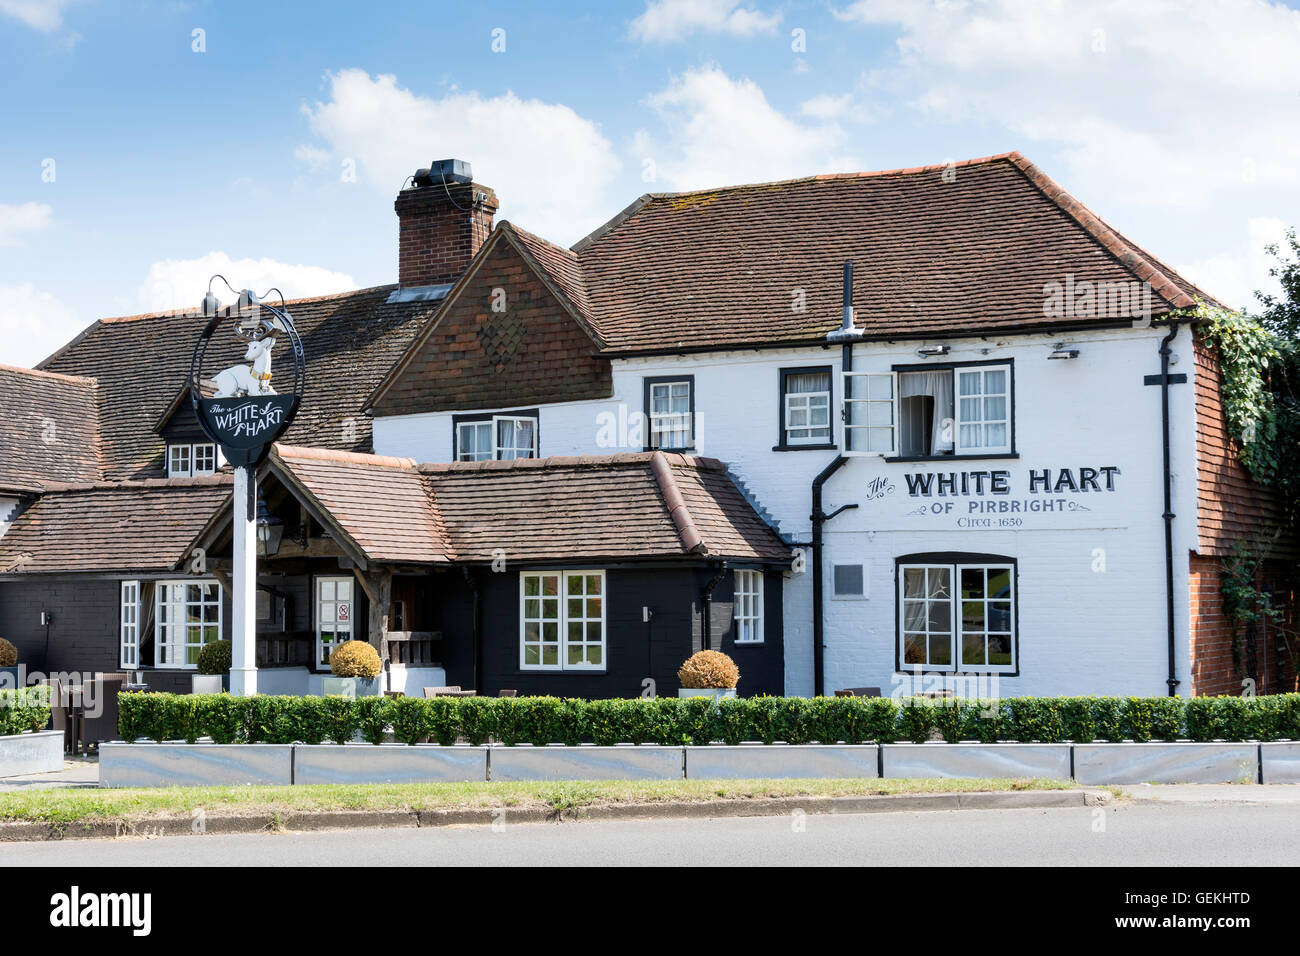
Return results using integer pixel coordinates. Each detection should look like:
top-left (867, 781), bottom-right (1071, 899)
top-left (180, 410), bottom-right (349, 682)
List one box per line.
top-left (827, 259), bottom-right (864, 342)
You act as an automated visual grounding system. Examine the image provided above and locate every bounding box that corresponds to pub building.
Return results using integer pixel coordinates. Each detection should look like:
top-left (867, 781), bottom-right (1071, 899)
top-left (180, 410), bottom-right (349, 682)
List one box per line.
top-left (0, 153), bottom-right (1293, 700)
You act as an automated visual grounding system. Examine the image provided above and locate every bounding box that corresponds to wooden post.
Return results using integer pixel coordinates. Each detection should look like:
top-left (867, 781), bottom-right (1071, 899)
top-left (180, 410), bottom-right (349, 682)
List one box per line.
top-left (352, 568), bottom-right (393, 665)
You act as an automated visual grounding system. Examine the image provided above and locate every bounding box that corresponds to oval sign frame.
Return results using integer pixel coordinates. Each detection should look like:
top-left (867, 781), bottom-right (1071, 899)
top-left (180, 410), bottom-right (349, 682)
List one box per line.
top-left (188, 300), bottom-right (306, 468)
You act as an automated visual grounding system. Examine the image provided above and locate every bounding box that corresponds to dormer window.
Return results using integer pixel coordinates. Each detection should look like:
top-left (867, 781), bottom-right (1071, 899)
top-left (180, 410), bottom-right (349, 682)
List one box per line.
top-left (168, 442), bottom-right (219, 477)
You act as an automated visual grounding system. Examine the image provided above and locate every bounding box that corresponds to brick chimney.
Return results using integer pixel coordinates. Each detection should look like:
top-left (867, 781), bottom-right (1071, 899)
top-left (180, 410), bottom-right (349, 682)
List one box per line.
top-left (394, 160), bottom-right (499, 288)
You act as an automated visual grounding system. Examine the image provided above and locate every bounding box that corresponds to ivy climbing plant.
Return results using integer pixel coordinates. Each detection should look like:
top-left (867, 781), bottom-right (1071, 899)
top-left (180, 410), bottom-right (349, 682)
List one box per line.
top-left (1175, 228), bottom-right (1300, 681)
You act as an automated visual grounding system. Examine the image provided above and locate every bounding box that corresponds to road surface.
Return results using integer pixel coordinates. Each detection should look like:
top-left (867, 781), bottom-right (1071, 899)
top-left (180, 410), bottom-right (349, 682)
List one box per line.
top-left (3, 802), bottom-right (1298, 865)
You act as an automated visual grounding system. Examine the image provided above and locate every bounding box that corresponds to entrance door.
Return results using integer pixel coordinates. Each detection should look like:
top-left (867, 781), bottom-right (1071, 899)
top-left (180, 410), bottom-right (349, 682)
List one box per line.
top-left (315, 576), bottom-right (354, 669)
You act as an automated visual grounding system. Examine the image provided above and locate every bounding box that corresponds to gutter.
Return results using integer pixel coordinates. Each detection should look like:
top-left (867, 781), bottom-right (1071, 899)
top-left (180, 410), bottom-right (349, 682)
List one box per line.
top-left (1159, 321), bottom-right (1181, 696)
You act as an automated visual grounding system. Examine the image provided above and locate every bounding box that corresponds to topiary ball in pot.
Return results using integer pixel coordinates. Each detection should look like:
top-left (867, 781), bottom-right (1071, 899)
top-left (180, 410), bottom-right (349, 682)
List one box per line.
top-left (196, 639), bottom-right (232, 676)
top-left (330, 640), bottom-right (382, 680)
top-left (0, 638), bottom-right (17, 668)
top-left (678, 650), bottom-right (740, 690)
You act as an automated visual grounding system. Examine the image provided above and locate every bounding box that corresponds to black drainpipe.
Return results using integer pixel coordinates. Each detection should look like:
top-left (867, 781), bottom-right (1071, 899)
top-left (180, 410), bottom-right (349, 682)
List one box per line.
top-left (811, 260), bottom-right (863, 697)
top-left (461, 567), bottom-right (482, 694)
top-left (701, 562), bottom-right (728, 652)
top-left (1160, 321), bottom-right (1181, 696)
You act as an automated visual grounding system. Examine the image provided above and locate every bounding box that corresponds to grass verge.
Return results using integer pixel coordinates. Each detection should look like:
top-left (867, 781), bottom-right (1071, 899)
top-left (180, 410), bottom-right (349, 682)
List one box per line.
top-left (0, 777), bottom-right (1074, 825)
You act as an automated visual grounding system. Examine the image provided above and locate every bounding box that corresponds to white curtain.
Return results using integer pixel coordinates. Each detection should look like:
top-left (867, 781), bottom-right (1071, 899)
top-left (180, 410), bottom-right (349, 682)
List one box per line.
top-left (900, 372), bottom-right (954, 453)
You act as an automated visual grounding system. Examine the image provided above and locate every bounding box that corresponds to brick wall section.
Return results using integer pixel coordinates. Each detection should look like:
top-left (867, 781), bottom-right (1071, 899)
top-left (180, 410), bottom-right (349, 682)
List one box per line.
top-left (1189, 553), bottom-right (1297, 695)
top-left (395, 182), bottom-right (498, 288)
top-left (1191, 331), bottom-right (1296, 693)
top-left (1193, 332), bottom-right (1289, 556)
top-left (373, 238), bottom-right (612, 416)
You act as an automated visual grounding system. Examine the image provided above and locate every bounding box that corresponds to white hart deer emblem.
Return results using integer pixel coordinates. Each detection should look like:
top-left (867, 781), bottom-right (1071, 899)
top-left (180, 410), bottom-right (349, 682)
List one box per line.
top-left (209, 337), bottom-right (277, 398)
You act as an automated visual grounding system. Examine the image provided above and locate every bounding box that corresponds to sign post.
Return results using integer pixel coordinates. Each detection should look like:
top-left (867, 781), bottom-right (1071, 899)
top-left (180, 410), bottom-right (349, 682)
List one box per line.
top-left (191, 278), bottom-right (305, 696)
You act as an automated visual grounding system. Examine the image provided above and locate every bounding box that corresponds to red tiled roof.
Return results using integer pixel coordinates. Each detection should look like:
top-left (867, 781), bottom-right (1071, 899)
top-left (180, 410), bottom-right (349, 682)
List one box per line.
top-left (269, 445), bottom-right (451, 566)
top-left (0, 365), bottom-right (103, 493)
top-left (267, 445), bottom-right (788, 565)
top-left (564, 151), bottom-right (1216, 354)
top-left (0, 476), bottom-right (231, 574)
top-left (37, 285), bottom-right (438, 479)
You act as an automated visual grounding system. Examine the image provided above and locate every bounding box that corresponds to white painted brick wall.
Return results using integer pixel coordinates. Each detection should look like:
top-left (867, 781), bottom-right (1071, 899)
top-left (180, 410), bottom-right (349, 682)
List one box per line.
top-left (373, 326), bottom-right (1202, 698)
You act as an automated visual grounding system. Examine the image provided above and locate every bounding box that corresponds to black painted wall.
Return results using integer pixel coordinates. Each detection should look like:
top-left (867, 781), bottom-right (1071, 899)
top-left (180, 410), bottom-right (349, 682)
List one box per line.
top-left (438, 566), bottom-right (784, 699)
top-left (0, 564), bottom-right (786, 700)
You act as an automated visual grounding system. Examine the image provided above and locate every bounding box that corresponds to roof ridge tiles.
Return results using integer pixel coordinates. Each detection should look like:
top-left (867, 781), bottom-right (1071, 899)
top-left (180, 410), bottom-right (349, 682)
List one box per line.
top-left (35, 474), bottom-right (234, 492)
top-left (272, 444), bottom-right (418, 470)
top-left (649, 450), bottom-right (706, 554)
top-left (0, 364), bottom-right (99, 385)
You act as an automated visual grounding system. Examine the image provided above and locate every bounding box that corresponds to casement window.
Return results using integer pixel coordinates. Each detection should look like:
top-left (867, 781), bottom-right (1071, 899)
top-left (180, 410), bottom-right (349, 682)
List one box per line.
top-left (167, 442), bottom-right (219, 477)
top-left (455, 421), bottom-right (494, 462)
top-left (644, 377), bottom-right (694, 450)
top-left (120, 581), bottom-right (140, 669)
top-left (733, 570), bottom-right (764, 644)
top-left (897, 558), bottom-right (1015, 673)
top-left (155, 580), bottom-right (222, 668)
top-left (520, 571), bottom-right (605, 670)
top-left (494, 416), bottom-right (537, 460)
top-left (844, 363), bottom-right (1013, 458)
top-left (315, 576), bottom-right (354, 669)
top-left (454, 412), bottom-right (539, 461)
top-left (780, 367), bottom-right (832, 447)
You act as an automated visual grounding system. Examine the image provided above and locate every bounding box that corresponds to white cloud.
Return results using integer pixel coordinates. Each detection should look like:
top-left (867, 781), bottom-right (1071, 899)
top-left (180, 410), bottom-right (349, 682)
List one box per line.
top-left (630, 0), bottom-right (782, 42)
top-left (137, 252), bottom-right (358, 315)
top-left (0, 283), bottom-right (87, 369)
top-left (0, 202), bottom-right (52, 246)
top-left (1176, 217), bottom-right (1290, 313)
top-left (639, 65), bottom-right (859, 191)
top-left (0, 0), bottom-right (71, 31)
top-left (299, 70), bottom-right (621, 244)
top-left (836, 0), bottom-right (1300, 207)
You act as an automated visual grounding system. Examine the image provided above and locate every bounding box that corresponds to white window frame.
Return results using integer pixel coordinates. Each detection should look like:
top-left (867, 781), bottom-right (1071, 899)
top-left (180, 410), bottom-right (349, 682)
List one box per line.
top-left (842, 371), bottom-right (898, 456)
top-left (783, 375), bottom-right (832, 446)
top-left (154, 579), bottom-right (223, 669)
top-left (648, 380), bottom-right (693, 450)
top-left (167, 442), bottom-right (220, 477)
top-left (315, 576), bottom-right (355, 670)
top-left (456, 421), bottom-right (494, 462)
top-left (898, 562), bottom-right (1015, 674)
top-left (493, 415), bottom-right (538, 460)
top-left (954, 364), bottom-right (1012, 455)
top-left (733, 570), bottom-right (764, 644)
top-left (120, 581), bottom-right (140, 669)
top-left (519, 571), bottom-right (606, 671)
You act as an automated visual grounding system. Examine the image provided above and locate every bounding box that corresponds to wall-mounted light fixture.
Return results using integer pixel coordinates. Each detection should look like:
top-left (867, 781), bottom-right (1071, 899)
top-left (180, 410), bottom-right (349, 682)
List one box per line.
top-left (916, 344), bottom-right (950, 358)
top-left (1049, 344), bottom-right (1080, 360)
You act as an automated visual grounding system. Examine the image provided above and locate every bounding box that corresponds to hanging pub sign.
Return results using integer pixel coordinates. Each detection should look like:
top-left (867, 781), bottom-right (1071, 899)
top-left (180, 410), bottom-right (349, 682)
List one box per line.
top-left (188, 279), bottom-right (306, 467)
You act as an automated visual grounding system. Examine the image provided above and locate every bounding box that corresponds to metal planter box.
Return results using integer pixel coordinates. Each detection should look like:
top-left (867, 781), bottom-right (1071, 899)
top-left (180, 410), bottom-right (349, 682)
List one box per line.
top-left (1258, 742), bottom-right (1300, 784)
top-left (685, 744), bottom-right (879, 779)
top-left (488, 744), bottom-right (684, 781)
top-left (0, 730), bottom-right (64, 778)
top-left (293, 744), bottom-right (488, 784)
top-left (99, 742), bottom-right (293, 788)
top-left (1072, 742), bottom-right (1258, 784)
top-left (881, 743), bottom-right (1072, 780)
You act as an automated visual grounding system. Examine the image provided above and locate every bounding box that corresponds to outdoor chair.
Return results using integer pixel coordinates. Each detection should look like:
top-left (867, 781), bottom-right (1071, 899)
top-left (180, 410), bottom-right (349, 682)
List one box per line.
top-left (498, 689), bottom-right (517, 697)
top-left (834, 687), bottom-right (882, 698)
top-left (79, 675), bottom-right (125, 751)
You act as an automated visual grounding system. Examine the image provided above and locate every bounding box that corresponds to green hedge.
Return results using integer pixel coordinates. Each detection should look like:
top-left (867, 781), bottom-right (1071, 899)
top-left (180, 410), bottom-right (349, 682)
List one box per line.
top-left (0, 686), bottom-right (52, 737)
top-left (116, 692), bottom-right (1300, 746)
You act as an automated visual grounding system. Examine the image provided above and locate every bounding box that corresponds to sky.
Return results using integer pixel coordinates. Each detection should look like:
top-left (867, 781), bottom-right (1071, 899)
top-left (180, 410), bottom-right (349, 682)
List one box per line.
top-left (1, 0), bottom-right (1299, 368)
